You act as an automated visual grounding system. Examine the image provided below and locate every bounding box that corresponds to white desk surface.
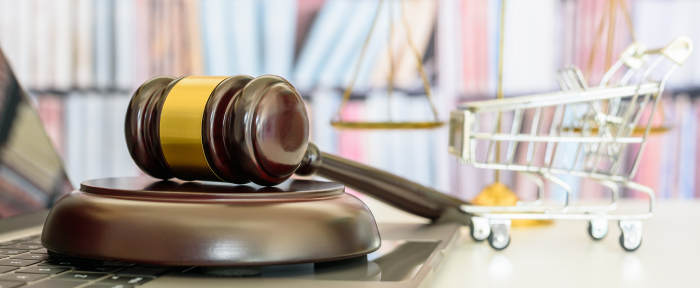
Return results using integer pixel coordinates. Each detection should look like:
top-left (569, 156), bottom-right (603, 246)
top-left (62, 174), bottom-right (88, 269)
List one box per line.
top-left (362, 196), bottom-right (700, 288)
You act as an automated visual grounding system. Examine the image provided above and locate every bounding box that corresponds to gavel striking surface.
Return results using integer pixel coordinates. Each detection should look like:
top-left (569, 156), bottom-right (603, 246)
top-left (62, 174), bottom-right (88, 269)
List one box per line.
top-left (41, 177), bottom-right (381, 266)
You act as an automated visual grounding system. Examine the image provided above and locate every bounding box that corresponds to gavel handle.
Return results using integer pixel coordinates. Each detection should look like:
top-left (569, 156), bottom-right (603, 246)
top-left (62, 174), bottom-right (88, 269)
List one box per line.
top-left (296, 143), bottom-right (469, 220)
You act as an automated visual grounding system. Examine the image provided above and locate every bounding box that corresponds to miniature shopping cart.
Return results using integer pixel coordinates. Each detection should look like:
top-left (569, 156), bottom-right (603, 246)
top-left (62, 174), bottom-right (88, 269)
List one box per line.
top-left (448, 37), bottom-right (694, 251)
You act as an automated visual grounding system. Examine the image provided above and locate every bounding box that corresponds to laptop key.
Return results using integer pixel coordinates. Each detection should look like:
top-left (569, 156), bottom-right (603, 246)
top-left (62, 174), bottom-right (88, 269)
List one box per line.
top-left (31, 249), bottom-right (48, 254)
top-left (0, 280), bottom-right (24, 288)
top-left (0, 273), bottom-right (47, 282)
top-left (0, 266), bottom-right (18, 273)
top-left (0, 259), bottom-right (39, 267)
top-left (40, 260), bottom-right (93, 268)
top-left (15, 265), bottom-right (70, 274)
top-left (84, 285), bottom-right (133, 288)
top-left (45, 251), bottom-right (91, 260)
top-left (118, 267), bottom-right (168, 276)
top-left (0, 241), bottom-right (19, 246)
top-left (98, 275), bottom-right (154, 285)
top-left (24, 279), bottom-right (85, 288)
top-left (101, 262), bottom-right (135, 267)
top-left (0, 250), bottom-right (26, 256)
top-left (55, 272), bottom-right (109, 281)
top-left (11, 254), bottom-right (49, 261)
top-left (75, 266), bottom-right (124, 273)
top-left (3, 245), bottom-right (42, 250)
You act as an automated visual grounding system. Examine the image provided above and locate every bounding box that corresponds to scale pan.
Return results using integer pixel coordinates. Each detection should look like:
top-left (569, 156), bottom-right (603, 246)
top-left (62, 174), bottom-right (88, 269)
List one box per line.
top-left (41, 177), bottom-right (381, 266)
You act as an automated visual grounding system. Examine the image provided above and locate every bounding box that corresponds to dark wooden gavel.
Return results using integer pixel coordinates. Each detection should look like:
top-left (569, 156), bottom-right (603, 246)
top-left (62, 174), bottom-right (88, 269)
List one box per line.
top-left (125, 75), bottom-right (469, 222)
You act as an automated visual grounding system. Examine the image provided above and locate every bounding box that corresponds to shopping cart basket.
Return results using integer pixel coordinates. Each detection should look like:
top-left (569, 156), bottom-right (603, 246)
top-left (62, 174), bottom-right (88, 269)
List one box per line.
top-left (448, 37), bottom-right (694, 251)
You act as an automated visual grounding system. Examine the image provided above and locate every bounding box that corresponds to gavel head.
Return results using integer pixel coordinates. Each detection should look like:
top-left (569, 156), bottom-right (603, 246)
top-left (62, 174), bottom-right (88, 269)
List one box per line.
top-left (125, 75), bottom-right (311, 186)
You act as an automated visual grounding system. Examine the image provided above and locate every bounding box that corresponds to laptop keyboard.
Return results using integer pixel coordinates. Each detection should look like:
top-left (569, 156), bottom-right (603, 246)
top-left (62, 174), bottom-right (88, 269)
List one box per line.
top-left (0, 234), bottom-right (177, 288)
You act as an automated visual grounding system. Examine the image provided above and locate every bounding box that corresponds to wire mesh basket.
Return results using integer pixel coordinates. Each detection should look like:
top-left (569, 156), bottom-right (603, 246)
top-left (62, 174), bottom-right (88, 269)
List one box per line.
top-left (448, 37), bottom-right (694, 251)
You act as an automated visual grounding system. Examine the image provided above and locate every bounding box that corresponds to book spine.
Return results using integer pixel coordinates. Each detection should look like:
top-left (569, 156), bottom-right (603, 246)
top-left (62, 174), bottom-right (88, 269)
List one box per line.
top-left (677, 94), bottom-right (696, 199)
top-left (200, 0), bottom-right (236, 75)
top-left (37, 95), bottom-right (65, 157)
top-left (231, 0), bottom-right (262, 76)
top-left (52, 0), bottom-right (74, 91)
top-left (75, 0), bottom-right (94, 90)
top-left (94, 0), bottom-right (116, 90)
top-left (262, 0), bottom-right (297, 79)
top-left (294, 0), bottom-right (355, 90)
top-left (64, 92), bottom-right (86, 188)
top-left (115, 0), bottom-right (137, 91)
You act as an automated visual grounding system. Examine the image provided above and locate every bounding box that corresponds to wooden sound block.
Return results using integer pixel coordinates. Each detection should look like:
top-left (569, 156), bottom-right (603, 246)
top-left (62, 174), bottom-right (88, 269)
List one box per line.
top-left (41, 177), bottom-right (381, 266)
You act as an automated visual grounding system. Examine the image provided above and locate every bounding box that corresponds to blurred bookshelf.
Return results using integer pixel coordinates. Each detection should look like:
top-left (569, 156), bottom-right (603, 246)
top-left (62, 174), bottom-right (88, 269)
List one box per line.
top-left (1, 0), bottom-right (699, 201)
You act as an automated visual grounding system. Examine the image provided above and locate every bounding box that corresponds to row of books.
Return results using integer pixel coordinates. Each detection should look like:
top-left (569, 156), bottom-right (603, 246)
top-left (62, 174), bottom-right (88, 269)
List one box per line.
top-left (2, 0), bottom-right (700, 200)
top-left (0, 0), bottom-right (437, 94)
top-left (2, 0), bottom-right (699, 95)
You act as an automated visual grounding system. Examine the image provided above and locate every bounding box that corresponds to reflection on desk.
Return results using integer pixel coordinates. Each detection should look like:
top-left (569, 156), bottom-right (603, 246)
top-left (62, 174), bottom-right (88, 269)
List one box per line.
top-left (363, 198), bottom-right (700, 288)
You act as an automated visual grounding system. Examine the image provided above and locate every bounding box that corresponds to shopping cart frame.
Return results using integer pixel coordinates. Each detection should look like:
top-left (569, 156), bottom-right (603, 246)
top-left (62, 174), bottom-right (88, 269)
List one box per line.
top-left (448, 37), bottom-right (694, 251)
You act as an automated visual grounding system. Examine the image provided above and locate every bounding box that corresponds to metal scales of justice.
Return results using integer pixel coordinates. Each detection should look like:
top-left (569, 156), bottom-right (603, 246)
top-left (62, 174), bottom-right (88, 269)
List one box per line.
top-left (330, 0), bottom-right (444, 130)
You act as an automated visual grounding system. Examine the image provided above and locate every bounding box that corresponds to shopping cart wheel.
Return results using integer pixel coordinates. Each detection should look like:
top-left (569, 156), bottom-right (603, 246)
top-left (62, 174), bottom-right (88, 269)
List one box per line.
top-left (587, 220), bottom-right (608, 240)
top-left (488, 233), bottom-right (510, 250)
top-left (470, 217), bottom-right (490, 242)
top-left (619, 234), bottom-right (642, 251)
top-left (487, 220), bottom-right (511, 250)
top-left (619, 220), bottom-right (642, 251)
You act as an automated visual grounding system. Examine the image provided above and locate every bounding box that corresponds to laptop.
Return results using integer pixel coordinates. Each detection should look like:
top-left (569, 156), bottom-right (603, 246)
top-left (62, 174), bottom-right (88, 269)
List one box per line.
top-left (0, 45), bottom-right (459, 288)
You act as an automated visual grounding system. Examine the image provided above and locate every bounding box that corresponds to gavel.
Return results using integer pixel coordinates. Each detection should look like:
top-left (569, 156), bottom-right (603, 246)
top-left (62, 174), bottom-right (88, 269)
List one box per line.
top-left (125, 75), bottom-right (469, 222)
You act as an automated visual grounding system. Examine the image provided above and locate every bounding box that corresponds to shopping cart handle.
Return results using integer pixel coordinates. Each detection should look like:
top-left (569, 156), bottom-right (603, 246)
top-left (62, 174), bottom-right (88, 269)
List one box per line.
top-left (659, 36), bottom-right (694, 65)
top-left (296, 143), bottom-right (470, 222)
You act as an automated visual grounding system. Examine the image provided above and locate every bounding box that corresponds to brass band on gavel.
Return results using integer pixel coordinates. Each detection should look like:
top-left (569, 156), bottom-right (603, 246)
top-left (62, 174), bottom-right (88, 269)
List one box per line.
top-left (125, 75), bottom-right (310, 186)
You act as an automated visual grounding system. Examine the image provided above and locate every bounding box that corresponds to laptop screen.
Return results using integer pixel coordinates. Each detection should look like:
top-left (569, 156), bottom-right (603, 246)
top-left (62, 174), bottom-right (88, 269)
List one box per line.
top-left (0, 47), bottom-right (73, 218)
